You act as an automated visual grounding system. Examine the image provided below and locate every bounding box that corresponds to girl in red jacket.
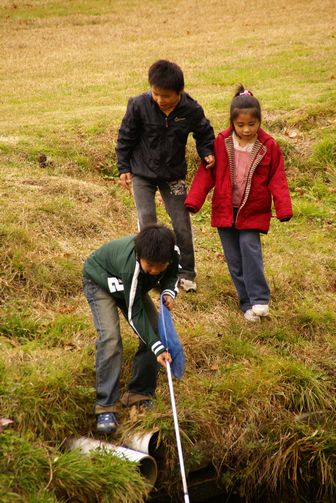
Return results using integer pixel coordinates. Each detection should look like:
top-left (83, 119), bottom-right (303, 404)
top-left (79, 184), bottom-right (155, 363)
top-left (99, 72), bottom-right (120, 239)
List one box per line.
top-left (185, 86), bottom-right (293, 321)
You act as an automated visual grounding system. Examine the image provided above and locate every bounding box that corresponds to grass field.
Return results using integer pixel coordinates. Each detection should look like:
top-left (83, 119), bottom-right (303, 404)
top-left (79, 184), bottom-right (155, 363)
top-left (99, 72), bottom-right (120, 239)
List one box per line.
top-left (1, 0), bottom-right (336, 501)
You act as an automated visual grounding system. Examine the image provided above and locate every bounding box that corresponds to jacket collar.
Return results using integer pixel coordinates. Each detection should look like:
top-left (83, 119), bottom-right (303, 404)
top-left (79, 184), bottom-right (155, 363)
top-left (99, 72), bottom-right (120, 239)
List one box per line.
top-left (148, 91), bottom-right (187, 115)
top-left (219, 126), bottom-right (272, 145)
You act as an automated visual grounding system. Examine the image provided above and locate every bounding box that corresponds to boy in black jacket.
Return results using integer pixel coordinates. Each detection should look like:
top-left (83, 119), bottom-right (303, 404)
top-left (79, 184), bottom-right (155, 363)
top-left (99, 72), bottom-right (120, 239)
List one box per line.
top-left (116, 60), bottom-right (215, 292)
top-left (83, 224), bottom-right (178, 433)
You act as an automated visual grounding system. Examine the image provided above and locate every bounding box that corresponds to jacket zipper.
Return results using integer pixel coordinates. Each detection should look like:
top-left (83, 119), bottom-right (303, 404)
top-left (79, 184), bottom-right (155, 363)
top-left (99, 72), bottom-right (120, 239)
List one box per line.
top-left (159, 115), bottom-right (168, 166)
top-left (225, 136), bottom-right (265, 225)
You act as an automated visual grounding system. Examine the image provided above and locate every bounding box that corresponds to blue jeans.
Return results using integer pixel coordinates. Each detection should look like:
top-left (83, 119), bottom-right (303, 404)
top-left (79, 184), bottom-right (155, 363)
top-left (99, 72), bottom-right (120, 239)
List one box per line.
top-left (218, 228), bottom-right (270, 312)
top-left (132, 175), bottom-right (196, 280)
top-left (83, 276), bottom-right (159, 413)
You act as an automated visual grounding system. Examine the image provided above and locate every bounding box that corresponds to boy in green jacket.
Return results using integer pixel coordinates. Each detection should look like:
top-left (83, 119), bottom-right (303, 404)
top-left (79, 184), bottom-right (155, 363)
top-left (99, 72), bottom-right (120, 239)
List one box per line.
top-left (83, 224), bottom-right (178, 433)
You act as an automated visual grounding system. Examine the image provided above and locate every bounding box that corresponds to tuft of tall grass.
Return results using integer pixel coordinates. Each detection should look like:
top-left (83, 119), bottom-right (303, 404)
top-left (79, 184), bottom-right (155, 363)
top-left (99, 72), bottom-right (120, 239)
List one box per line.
top-left (0, 431), bottom-right (49, 501)
top-left (51, 449), bottom-right (150, 502)
top-left (0, 310), bottom-right (40, 343)
top-left (276, 359), bottom-right (333, 413)
top-left (1, 349), bottom-right (95, 440)
top-left (312, 137), bottom-right (336, 171)
top-left (0, 430), bottom-right (149, 503)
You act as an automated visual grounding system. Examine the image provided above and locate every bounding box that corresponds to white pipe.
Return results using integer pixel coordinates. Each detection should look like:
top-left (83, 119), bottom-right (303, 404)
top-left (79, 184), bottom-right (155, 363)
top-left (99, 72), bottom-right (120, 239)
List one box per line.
top-left (69, 437), bottom-right (158, 487)
top-left (166, 360), bottom-right (190, 503)
top-left (123, 429), bottom-right (161, 457)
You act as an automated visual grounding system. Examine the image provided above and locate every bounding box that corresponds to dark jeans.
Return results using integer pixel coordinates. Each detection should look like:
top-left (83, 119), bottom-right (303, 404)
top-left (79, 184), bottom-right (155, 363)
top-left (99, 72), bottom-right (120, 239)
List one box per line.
top-left (218, 228), bottom-right (270, 312)
top-left (132, 175), bottom-right (196, 280)
top-left (83, 276), bottom-right (159, 413)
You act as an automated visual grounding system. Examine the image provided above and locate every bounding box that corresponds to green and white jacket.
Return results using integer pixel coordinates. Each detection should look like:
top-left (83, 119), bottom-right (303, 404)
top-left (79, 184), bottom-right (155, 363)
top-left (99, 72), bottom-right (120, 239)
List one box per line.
top-left (83, 235), bottom-right (179, 357)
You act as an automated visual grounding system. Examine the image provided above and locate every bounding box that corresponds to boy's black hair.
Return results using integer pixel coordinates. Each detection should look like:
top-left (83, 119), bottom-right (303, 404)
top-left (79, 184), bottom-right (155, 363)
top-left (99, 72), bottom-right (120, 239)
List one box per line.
top-left (230, 84), bottom-right (262, 124)
top-left (148, 60), bottom-right (184, 93)
top-left (135, 224), bottom-right (176, 263)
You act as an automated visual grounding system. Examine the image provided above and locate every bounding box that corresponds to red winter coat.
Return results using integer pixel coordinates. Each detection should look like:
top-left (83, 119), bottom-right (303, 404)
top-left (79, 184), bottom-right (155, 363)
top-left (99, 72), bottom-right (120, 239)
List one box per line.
top-left (185, 127), bottom-right (293, 233)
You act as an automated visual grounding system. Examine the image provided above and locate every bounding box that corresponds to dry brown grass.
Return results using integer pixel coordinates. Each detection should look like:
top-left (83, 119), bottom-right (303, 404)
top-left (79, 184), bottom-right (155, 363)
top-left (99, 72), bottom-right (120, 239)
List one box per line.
top-left (1, 1), bottom-right (336, 501)
top-left (1, 0), bottom-right (335, 136)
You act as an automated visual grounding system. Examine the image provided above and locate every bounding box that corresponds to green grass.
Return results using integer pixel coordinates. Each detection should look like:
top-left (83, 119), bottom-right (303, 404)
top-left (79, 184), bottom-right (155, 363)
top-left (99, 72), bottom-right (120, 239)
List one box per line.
top-left (1, 0), bottom-right (336, 501)
top-left (0, 430), bottom-right (149, 502)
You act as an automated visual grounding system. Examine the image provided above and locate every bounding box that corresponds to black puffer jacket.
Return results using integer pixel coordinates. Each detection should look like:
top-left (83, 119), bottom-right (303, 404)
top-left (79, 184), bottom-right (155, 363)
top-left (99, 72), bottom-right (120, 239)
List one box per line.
top-left (116, 92), bottom-right (214, 181)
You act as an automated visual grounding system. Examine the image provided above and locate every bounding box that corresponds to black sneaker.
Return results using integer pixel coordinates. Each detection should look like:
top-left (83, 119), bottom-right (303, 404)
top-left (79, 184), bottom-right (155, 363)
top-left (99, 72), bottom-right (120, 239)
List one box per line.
top-left (96, 412), bottom-right (118, 433)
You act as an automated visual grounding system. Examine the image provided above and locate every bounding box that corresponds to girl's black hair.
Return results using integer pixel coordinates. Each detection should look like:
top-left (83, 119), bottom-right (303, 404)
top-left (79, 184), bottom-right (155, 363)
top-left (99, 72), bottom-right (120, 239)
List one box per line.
top-left (148, 60), bottom-right (184, 93)
top-left (135, 223), bottom-right (176, 263)
top-left (230, 84), bottom-right (262, 124)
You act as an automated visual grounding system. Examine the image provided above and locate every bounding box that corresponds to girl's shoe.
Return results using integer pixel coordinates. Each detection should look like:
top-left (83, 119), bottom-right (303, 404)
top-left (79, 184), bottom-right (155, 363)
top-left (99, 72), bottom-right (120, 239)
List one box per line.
top-left (96, 412), bottom-right (118, 433)
top-left (252, 304), bottom-right (269, 317)
top-left (244, 309), bottom-right (261, 322)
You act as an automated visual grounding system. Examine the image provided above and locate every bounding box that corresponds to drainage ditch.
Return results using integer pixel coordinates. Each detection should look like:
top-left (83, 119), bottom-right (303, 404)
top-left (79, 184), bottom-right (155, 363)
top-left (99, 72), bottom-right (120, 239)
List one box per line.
top-left (69, 430), bottom-right (242, 502)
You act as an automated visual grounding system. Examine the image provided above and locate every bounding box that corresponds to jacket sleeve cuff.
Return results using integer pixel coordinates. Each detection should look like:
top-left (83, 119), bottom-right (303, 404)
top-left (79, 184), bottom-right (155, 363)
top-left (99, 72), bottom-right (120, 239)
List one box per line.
top-left (184, 204), bottom-right (196, 213)
top-left (277, 211), bottom-right (293, 221)
top-left (198, 149), bottom-right (214, 159)
top-left (151, 341), bottom-right (166, 356)
top-left (161, 289), bottom-right (176, 299)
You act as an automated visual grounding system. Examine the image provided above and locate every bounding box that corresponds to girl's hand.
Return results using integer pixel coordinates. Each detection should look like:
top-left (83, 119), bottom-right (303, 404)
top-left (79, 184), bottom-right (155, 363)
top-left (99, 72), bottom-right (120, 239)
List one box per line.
top-left (120, 172), bottom-right (133, 193)
top-left (157, 351), bottom-right (172, 368)
top-left (163, 295), bottom-right (174, 310)
top-left (203, 154), bottom-right (215, 169)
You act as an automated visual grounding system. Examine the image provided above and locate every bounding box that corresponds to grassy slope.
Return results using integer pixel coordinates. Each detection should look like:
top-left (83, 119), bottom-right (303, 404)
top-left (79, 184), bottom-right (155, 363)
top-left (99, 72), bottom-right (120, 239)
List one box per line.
top-left (1, 0), bottom-right (336, 501)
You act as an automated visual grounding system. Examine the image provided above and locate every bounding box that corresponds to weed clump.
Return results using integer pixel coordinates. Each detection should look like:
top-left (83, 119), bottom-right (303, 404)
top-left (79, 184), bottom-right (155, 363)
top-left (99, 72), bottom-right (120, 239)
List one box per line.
top-left (0, 430), bottom-right (149, 503)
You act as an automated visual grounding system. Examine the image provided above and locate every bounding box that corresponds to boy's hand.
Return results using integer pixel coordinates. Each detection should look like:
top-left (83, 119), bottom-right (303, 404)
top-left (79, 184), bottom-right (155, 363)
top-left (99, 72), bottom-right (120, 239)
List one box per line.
top-left (157, 351), bottom-right (172, 368)
top-left (203, 154), bottom-right (215, 169)
top-left (120, 172), bottom-right (133, 193)
top-left (163, 295), bottom-right (174, 310)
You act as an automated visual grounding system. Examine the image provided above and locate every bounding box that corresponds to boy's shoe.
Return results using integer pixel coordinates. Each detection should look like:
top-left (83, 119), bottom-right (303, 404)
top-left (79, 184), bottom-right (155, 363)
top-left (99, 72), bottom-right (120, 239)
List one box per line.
top-left (138, 399), bottom-right (154, 411)
top-left (179, 278), bottom-right (197, 292)
top-left (129, 401), bottom-right (154, 422)
top-left (244, 309), bottom-right (261, 322)
top-left (96, 412), bottom-right (118, 434)
top-left (252, 304), bottom-right (269, 317)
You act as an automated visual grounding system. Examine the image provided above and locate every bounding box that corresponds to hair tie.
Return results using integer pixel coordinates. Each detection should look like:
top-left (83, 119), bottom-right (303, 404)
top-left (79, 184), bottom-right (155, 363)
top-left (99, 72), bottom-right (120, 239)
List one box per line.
top-left (239, 90), bottom-right (252, 96)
